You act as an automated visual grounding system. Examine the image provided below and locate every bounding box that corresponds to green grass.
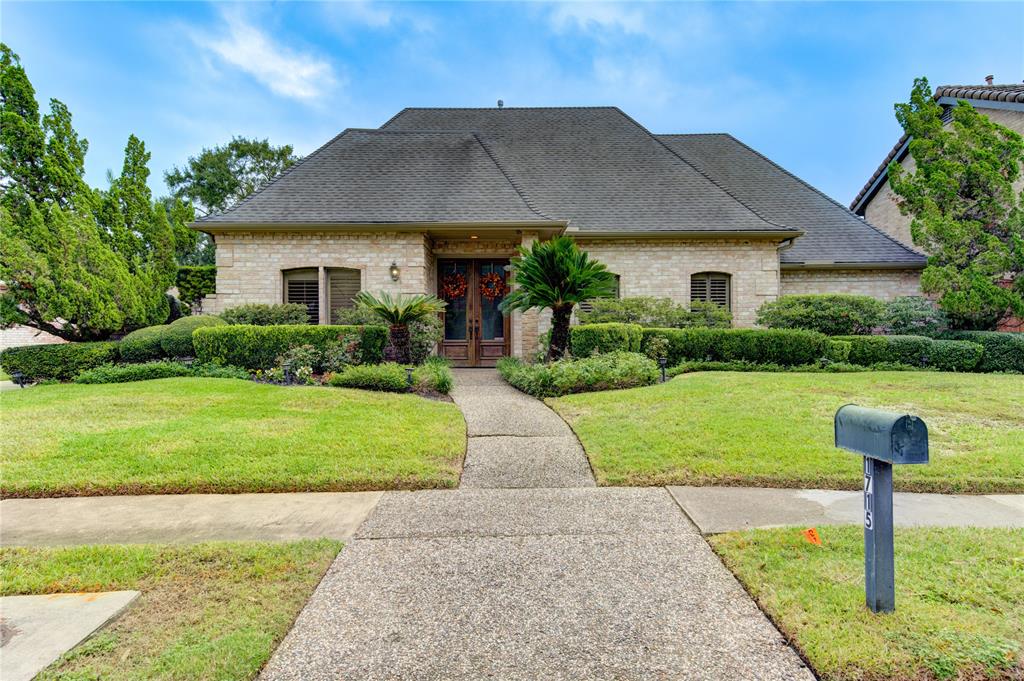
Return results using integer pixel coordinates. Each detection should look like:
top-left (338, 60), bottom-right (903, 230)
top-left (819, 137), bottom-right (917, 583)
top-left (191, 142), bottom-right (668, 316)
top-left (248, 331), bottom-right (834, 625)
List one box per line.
top-left (1, 377), bottom-right (466, 497)
top-left (0, 368), bottom-right (9, 381)
top-left (548, 371), bottom-right (1024, 493)
top-left (710, 526), bottom-right (1024, 681)
top-left (0, 540), bottom-right (341, 680)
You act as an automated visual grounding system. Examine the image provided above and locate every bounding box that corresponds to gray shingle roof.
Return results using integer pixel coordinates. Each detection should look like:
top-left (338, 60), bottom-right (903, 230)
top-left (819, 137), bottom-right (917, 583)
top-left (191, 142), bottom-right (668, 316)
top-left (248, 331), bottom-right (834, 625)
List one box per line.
top-left (198, 129), bottom-right (552, 224)
top-left (382, 107), bottom-right (791, 234)
top-left (658, 134), bottom-right (926, 267)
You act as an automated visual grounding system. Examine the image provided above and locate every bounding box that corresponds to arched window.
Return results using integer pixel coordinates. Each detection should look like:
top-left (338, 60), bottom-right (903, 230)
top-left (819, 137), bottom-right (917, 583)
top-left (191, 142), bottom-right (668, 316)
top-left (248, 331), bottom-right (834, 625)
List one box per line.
top-left (283, 267), bottom-right (361, 324)
top-left (690, 272), bottom-right (731, 310)
top-left (578, 273), bottom-right (620, 313)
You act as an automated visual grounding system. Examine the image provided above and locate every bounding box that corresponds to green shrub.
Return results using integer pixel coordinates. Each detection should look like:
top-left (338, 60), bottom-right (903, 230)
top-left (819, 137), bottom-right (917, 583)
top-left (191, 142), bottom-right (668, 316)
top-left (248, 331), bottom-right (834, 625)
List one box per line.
top-left (332, 305), bottom-right (443, 365)
top-left (75, 361), bottom-right (190, 384)
top-left (328, 363), bottom-right (409, 392)
top-left (885, 335), bottom-right (934, 366)
top-left (835, 335), bottom-right (890, 365)
top-left (221, 303), bottom-right (310, 326)
top-left (577, 296), bottom-right (732, 328)
top-left (881, 296), bottom-right (948, 337)
top-left (928, 340), bottom-right (984, 372)
top-left (189, 363), bottom-right (251, 379)
top-left (0, 342), bottom-right (119, 382)
top-left (666, 360), bottom-right (905, 376)
top-left (756, 294), bottom-right (885, 335)
top-left (176, 266), bottom-right (216, 306)
top-left (193, 324), bottom-right (387, 370)
top-left (942, 331), bottom-right (1024, 373)
top-left (159, 315), bottom-right (225, 358)
top-left (640, 328), bottom-right (828, 366)
top-left (570, 323), bottom-right (643, 357)
top-left (120, 325), bottom-right (169, 362)
top-left (412, 356), bottom-right (454, 395)
top-left (497, 352), bottom-right (659, 397)
top-left (824, 339), bottom-right (852, 363)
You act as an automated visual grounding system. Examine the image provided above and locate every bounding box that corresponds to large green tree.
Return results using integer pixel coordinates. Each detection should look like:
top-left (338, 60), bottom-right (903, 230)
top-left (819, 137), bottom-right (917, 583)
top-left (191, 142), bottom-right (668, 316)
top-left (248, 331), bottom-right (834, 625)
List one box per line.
top-left (163, 136), bottom-right (298, 265)
top-left (0, 44), bottom-right (175, 340)
top-left (888, 77), bottom-right (1024, 329)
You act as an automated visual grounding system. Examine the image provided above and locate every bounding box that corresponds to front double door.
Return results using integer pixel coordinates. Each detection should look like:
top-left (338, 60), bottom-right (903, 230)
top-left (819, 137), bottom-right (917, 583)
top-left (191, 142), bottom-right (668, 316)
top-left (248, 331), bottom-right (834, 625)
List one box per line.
top-left (438, 259), bottom-right (510, 367)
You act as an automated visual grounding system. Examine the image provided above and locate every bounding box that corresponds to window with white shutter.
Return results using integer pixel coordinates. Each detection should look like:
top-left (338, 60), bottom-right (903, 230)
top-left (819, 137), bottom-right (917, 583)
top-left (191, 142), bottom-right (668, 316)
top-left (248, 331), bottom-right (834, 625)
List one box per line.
top-left (328, 268), bottom-right (360, 323)
top-left (283, 269), bottom-right (319, 324)
top-left (690, 272), bottom-right (731, 310)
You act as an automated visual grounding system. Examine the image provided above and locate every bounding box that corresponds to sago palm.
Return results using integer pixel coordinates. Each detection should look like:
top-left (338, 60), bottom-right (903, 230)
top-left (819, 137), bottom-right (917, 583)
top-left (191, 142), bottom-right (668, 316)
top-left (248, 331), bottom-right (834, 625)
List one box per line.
top-left (501, 236), bottom-right (617, 361)
top-left (354, 291), bottom-right (446, 364)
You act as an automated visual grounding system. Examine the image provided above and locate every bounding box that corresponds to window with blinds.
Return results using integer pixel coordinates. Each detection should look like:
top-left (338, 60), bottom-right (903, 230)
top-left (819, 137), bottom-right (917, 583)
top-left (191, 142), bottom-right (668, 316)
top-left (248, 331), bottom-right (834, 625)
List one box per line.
top-left (284, 269), bottom-right (319, 324)
top-left (328, 268), bottom-right (360, 323)
top-left (690, 272), bottom-right (731, 310)
top-left (579, 274), bottom-right (620, 314)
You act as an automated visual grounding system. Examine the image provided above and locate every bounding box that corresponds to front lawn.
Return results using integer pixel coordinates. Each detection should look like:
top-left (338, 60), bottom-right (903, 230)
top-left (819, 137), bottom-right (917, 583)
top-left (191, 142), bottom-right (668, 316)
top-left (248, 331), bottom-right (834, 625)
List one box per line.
top-left (1, 377), bottom-right (466, 497)
top-left (549, 371), bottom-right (1024, 493)
top-left (711, 526), bottom-right (1024, 680)
top-left (0, 540), bottom-right (341, 680)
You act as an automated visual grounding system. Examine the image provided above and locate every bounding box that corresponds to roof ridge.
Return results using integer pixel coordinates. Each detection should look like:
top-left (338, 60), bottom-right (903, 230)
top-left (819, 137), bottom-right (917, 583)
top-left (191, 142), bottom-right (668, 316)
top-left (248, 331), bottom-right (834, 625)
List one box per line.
top-left (470, 133), bottom-right (557, 221)
top-left (196, 128), bottom-right (354, 223)
top-left (613, 109), bottom-right (798, 233)
top-left (718, 134), bottom-right (926, 259)
top-left (380, 106), bottom-right (622, 130)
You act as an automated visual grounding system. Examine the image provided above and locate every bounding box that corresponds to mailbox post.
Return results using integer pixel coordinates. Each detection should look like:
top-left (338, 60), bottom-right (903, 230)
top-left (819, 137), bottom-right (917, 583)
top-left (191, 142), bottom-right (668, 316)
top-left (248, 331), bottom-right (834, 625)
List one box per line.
top-left (834, 404), bottom-right (928, 613)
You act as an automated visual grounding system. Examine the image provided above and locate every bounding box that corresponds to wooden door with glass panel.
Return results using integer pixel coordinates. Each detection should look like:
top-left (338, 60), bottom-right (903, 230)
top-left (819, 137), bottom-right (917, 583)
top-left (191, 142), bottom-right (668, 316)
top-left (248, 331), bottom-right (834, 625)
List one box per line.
top-left (438, 259), bottom-right (510, 367)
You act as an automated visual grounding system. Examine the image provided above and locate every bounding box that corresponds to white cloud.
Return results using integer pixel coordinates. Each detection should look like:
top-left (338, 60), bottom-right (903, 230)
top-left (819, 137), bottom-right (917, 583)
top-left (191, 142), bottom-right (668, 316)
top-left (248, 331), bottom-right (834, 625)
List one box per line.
top-left (548, 2), bottom-right (650, 37)
top-left (194, 10), bottom-right (337, 102)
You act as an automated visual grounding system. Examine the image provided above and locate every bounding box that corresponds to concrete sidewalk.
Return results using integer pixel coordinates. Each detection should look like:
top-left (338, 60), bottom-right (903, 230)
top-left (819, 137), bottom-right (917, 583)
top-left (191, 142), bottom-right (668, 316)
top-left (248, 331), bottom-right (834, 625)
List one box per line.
top-left (0, 491), bottom-right (382, 546)
top-left (669, 485), bottom-right (1024, 534)
top-left (259, 371), bottom-right (812, 680)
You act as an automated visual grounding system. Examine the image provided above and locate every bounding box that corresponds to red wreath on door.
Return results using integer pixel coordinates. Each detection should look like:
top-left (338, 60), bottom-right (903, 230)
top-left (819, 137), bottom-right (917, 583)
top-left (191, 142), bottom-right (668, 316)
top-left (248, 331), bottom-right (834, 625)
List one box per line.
top-left (479, 272), bottom-right (508, 301)
top-left (440, 272), bottom-right (467, 300)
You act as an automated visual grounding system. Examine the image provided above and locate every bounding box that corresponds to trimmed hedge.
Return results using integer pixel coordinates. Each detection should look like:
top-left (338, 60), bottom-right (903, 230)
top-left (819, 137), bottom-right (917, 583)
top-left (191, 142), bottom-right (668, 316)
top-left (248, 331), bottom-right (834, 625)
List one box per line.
top-left (570, 323), bottom-right (643, 357)
top-left (194, 324), bottom-right (387, 370)
top-left (160, 316), bottom-right (226, 358)
top-left (836, 334), bottom-right (986, 371)
top-left (120, 325), bottom-right (169, 362)
top-left (835, 335), bottom-right (889, 366)
top-left (929, 340), bottom-right (984, 372)
top-left (328, 363), bottom-right (408, 392)
top-left (497, 352), bottom-right (659, 397)
top-left (824, 339), bottom-right (852, 363)
top-left (75, 361), bottom-right (191, 384)
top-left (0, 342), bottom-right (120, 382)
top-left (756, 294), bottom-right (885, 335)
top-left (640, 328), bottom-right (828, 367)
top-left (942, 331), bottom-right (1024, 373)
top-left (221, 303), bottom-right (310, 326)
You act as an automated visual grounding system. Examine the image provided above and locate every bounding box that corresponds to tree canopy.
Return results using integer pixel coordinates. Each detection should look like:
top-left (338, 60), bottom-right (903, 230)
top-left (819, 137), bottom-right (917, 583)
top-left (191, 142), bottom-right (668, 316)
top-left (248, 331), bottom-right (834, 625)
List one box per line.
top-left (0, 43), bottom-right (175, 340)
top-left (889, 77), bottom-right (1024, 329)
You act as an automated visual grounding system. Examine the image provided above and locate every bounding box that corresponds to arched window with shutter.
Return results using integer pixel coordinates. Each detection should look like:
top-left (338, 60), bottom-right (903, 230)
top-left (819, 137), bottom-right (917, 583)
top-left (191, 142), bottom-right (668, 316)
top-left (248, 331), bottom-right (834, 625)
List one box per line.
top-left (690, 272), bottom-right (731, 310)
top-left (283, 268), bottom-right (320, 324)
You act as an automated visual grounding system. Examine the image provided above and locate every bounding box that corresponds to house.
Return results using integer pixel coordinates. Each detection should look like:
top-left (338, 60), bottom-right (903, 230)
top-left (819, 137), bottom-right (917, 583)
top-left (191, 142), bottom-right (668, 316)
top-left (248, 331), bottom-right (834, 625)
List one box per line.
top-left (195, 106), bottom-right (924, 366)
top-left (850, 81), bottom-right (1024, 247)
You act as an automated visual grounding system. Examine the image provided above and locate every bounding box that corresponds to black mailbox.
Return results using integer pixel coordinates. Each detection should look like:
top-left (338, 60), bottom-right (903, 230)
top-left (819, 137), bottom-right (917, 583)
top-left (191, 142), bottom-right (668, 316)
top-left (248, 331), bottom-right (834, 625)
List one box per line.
top-left (834, 404), bottom-right (929, 465)
top-left (834, 404), bottom-right (930, 614)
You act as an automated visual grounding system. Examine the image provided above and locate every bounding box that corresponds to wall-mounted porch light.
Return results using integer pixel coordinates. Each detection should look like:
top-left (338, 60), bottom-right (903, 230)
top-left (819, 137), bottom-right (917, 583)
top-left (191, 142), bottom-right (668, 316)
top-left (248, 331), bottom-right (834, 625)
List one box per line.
top-left (389, 262), bottom-right (400, 281)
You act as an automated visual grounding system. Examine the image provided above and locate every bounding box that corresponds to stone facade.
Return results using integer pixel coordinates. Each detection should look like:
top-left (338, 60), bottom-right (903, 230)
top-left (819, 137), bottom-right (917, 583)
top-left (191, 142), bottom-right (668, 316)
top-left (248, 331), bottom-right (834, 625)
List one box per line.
top-left (781, 268), bottom-right (921, 299)
top-left (576, 238), bottom-right (783, 328)
top-left (0, 324), bottom-right (66, 351)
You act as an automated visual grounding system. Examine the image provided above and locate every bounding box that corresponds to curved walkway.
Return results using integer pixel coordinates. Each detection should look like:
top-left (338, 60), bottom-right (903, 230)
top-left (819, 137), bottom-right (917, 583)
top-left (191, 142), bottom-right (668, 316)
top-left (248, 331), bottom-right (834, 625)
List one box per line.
top-left (259, 370), bottom-right (813, 680)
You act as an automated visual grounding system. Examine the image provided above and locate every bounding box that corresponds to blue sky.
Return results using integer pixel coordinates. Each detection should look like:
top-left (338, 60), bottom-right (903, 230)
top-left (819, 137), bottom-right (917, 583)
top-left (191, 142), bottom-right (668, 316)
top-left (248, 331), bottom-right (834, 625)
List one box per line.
top-left (4, 1), bottom-right (1022, 205)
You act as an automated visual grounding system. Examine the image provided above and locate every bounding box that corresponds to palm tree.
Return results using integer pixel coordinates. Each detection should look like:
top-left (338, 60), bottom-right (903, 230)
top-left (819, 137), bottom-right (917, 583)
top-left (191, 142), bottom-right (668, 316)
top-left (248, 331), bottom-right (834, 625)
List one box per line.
top-left (501, 236), bottom-right (617, 361)
top-left (354, 291), bottom-right (446, 364)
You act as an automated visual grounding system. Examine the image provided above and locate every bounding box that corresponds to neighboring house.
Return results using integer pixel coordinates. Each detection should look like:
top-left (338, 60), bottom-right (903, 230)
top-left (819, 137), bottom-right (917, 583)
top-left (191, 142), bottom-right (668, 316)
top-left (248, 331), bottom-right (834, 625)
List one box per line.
top-left (0, 283), bottom-right (66, 351)
top-left (195, 106), bottom-right (924, 366)
top-left (851, 82), bottom-right (1024, 247)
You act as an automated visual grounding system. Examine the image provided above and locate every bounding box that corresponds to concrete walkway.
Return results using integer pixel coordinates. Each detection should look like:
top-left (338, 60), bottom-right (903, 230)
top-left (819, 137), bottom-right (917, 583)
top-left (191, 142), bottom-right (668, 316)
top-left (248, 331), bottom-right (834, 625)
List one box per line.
top-left (260, 370), bottom-right (812, 680)
top-left (670, 486), bottom-right (1024, 534)
top-left (0, 491), bottom-right (382, 546)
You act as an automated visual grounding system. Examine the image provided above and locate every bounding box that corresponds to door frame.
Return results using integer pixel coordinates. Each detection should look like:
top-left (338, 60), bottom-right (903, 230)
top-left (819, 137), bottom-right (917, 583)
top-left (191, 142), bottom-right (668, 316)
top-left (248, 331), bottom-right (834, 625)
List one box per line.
top-left (437, 258), bottom-right (511, 367)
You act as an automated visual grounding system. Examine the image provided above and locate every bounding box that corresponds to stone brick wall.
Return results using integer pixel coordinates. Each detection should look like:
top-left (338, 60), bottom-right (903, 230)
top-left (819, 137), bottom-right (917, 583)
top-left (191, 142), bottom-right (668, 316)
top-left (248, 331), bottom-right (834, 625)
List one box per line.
top-left (203, 231), bottom-right (432, 313)
top-left (575, 238), bottom-right (783, 327)
top-left (780, 268), bottom-right (921, 299)
top-left (0, 325), bottom-right (66, 351)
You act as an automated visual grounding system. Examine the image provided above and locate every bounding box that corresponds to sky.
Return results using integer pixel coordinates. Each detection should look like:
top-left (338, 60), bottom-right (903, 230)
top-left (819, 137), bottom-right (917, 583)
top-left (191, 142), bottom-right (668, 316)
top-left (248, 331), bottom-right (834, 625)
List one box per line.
top-left (3, 1), bottom-right (1023, 206)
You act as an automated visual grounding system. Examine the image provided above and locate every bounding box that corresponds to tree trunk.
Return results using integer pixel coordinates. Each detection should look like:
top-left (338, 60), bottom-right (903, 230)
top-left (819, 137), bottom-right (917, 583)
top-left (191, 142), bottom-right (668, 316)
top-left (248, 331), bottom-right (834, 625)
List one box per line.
top-left (389, 323), bottom-right (412, 364)
top-left (548, 304), bottom-right (573, 362)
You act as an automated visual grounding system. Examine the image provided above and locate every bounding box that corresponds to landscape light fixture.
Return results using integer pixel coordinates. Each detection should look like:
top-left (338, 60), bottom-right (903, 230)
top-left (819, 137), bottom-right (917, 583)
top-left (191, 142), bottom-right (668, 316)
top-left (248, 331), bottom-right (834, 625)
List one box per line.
top-left (389, 262), bottom-right (400, 281)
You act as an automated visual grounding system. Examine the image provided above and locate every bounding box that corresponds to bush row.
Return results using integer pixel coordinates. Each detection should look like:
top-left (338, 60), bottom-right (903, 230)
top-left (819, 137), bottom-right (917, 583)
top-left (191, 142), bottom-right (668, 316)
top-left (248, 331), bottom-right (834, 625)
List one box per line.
top-left (220, 303), bottom-right (309, 326)
top-left (497, 352), bottom-right (659, 398)
top-left (577, 297), bottom-right (732, 328)
top-left (75, 361), bottom-right (252, 384)
top-left (942, 331), bottom-right (1024, 373)
top-left (193, 324), bottom-right (387, 370)
top-left (0, 342), bottom-right (120, 381)
top-left (120, 315), bottom-right (226, 361)
top-left (569, 323), bottom-right (643, 357)
top-left (638, 327), bottom-right (830, 366)
top-left (834, 335), bottom-right (985, 372)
